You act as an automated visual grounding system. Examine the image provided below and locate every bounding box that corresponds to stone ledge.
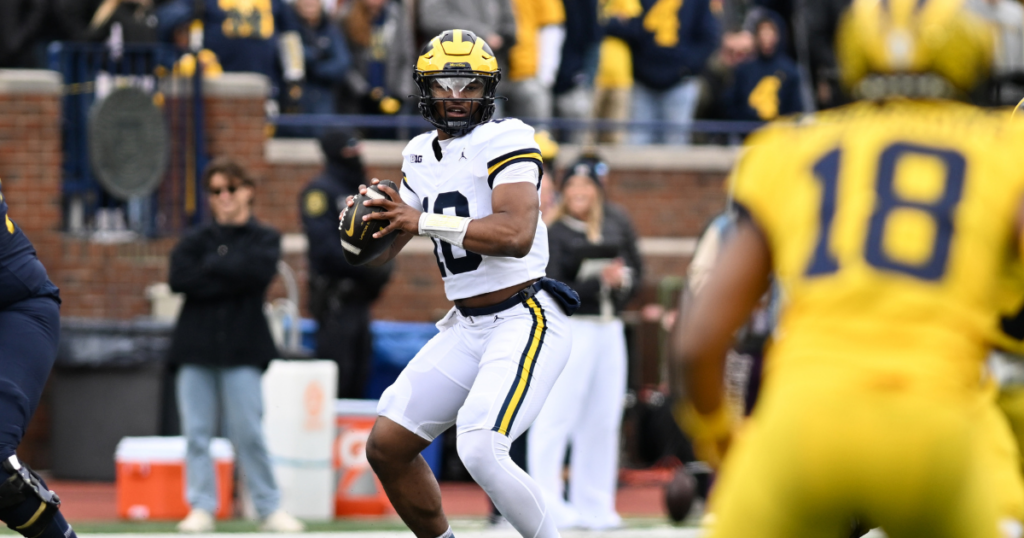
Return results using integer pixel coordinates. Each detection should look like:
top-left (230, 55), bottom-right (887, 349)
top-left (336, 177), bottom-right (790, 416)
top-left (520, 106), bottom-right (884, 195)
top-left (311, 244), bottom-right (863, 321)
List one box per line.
top-left (0, 69), bottom-right (63, 95)
top-left (266, 137), bottom-right (739, 173)
top-left (204, 73), bottom-right (269, 98)
top-left (281, 233), bottom-right (696, 257)
top-left (161, 72), bottom-right (270, 98)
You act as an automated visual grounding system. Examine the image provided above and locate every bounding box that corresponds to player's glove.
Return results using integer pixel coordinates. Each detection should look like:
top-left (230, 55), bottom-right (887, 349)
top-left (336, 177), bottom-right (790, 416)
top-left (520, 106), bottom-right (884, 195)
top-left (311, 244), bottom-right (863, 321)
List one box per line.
top-left (673, 400), bottom-right (738, 469)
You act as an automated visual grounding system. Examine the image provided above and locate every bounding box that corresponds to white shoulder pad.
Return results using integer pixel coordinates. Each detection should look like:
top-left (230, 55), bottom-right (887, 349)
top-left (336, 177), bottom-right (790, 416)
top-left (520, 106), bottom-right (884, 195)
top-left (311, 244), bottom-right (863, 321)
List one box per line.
top-left (474, 119), bottom-right (543, 189)
top-left (401, 132), bottom-right (436, 164)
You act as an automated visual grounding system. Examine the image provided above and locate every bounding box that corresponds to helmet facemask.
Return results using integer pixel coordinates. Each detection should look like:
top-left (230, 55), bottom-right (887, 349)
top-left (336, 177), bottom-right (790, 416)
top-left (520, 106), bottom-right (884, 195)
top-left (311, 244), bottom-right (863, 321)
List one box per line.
top-left (415, 72), bottom-right (501, 137)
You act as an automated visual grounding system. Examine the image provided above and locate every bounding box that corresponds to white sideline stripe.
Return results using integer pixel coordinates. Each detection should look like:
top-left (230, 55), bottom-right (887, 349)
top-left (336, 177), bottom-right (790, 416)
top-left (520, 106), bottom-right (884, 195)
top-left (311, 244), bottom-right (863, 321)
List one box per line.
top-left (283, 234), bottom-right (697, 257)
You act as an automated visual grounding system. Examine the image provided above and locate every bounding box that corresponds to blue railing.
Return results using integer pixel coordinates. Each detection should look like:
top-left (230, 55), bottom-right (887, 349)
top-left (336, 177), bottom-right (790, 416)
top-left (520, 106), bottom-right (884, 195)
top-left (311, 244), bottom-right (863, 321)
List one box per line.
top-left (272, 113), bottom-right (766, 142)
top-left (48, 42), bottom-right (206, 236)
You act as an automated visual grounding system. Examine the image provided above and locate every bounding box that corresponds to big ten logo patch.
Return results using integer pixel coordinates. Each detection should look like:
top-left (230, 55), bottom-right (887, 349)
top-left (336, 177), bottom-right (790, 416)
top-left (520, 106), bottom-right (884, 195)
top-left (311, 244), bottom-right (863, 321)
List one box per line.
top-left (303, 380), bottom-right (325, 430)
top-left (218, 0), bottom-right (274, 39)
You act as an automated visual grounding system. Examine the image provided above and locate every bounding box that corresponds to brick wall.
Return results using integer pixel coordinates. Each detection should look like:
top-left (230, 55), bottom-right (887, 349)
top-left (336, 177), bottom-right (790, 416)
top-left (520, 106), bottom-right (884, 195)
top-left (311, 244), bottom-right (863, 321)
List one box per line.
top-left (0, 69), bottom-right (734, 470)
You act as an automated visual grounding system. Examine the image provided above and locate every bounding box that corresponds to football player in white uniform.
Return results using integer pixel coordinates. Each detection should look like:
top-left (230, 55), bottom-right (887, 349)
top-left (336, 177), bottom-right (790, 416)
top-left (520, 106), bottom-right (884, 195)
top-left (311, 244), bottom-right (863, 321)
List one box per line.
top-left (342, 29), bottom-right (580, 538)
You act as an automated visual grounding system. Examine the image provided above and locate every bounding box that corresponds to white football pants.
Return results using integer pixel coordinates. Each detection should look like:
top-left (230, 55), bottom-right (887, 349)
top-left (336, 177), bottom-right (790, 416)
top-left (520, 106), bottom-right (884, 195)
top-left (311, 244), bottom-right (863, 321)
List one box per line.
top-left (528, 316), bottom-right (627, 529)
top-left (378, 290), bottom-right (572, 538)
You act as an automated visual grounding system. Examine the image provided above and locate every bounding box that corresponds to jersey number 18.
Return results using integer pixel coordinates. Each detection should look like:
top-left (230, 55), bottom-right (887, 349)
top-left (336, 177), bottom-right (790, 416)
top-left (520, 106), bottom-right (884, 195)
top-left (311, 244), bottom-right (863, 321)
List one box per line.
top-left (805, 142), bottom-right (966, 281)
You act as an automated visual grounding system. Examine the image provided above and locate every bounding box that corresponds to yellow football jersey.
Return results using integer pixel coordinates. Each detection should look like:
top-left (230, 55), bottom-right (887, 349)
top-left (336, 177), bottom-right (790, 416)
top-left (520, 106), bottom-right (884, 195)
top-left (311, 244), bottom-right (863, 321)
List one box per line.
top-left (731, 99), bottom-right (1024, 388)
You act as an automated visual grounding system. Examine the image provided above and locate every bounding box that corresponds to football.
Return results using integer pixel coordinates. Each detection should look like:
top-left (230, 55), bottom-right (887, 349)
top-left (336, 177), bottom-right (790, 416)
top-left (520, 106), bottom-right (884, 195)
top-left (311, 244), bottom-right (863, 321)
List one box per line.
top-left (664, 467), bottom-right (697, 523)
top-left (339, 179), bottom-right (399, 266)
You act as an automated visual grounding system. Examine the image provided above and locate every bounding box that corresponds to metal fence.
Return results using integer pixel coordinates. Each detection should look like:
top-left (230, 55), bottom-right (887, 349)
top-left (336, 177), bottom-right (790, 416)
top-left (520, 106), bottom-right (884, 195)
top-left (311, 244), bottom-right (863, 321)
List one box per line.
top-left (48, 42), bottom-right (206, 238)
top-left (271, 113), bottom-right (766, 144)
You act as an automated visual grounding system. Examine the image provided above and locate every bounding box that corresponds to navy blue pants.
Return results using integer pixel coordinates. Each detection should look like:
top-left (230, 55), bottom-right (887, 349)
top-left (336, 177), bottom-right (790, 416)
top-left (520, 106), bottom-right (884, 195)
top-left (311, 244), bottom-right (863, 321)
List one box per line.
top-left (0, 295), bottom-right (59, 460)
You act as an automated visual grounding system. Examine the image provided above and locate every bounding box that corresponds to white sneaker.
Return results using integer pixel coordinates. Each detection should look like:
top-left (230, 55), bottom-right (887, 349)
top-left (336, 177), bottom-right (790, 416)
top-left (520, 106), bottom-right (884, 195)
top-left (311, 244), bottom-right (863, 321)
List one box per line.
top-left (260, 509), bottom-right (306, 533)
top-left (177, 508), bottom-right (215, 533)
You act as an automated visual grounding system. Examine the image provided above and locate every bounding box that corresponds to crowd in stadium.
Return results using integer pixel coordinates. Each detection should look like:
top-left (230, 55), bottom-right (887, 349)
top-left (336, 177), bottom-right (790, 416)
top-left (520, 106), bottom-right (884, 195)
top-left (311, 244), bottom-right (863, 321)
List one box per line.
top-left (3, 0), bottom-right (1021, 143)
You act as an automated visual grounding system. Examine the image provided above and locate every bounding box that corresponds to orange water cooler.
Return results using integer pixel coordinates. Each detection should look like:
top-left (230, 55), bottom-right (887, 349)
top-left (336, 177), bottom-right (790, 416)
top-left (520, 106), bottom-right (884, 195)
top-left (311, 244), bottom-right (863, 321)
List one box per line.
top-left (115, 436), bottom-right (234, 520)
top-left (334, 399), bottom-right (393, 516)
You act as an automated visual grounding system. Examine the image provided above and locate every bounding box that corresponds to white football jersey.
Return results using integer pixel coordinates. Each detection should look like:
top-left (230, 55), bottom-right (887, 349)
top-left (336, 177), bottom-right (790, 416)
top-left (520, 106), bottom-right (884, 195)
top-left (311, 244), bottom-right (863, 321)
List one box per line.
top-left (399, 119), bottom-right (549, 301)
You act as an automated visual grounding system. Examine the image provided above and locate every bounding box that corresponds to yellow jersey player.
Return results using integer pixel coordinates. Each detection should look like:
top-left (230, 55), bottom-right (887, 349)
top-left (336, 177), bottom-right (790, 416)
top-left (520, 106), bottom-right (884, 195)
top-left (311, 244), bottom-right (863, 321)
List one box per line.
top-left (671, 0), bottom-right (1024, 536)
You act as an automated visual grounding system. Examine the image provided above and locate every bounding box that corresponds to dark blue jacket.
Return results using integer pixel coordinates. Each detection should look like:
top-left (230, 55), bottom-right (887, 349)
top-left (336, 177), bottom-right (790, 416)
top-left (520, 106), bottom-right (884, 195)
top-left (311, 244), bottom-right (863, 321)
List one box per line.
top-left (605, 0), bottom-right (720, 90)
top-left (158, 0), bottom-right (298, 93)
top-left (299, 162), bottom-right (392, 304)
top-left (296, 13), bottom-right (350, 115)
top-left (724, 9), bottom-right (803, 121)
top-left (554, 0), bottom-right (601, 95)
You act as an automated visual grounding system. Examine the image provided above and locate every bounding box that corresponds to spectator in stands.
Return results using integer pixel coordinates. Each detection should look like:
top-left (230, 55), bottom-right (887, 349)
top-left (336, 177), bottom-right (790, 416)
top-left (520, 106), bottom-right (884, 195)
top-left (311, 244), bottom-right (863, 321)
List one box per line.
top-left (593, 0), bottom-right (642, 144)
top-left (417, 0), bottom-right (517, 80)
top-left (529, 155), bottom-right (642, 530)
top-left (0, 0), bottom-right (47, 68)
top-left (802, 0), bottom-right (851, 109)
top-left (699, 26), bottom-right (753, 143)
top-left (82, 0), bottom-right (160, 43)
top-left (504, 0), bottom-right (565, 122)
top-left (299, 130), bottom-right (393, 399)
top-left (276, 0), bottom-right (350, 135)
top-left (49, 0), bottom-right (106, 41)
top-left (552, 0), bottom-right (601, 141)
top-left (606, 0), bottom-right (720, 144)
top-left (722, 8), bottom-right (803, 122)
top-left (535, 129), bottom-right (561, 224)
top-left (168, 158), bottom-right (305, 534)
top-left (157, 0), bottom-right (299, 98)
top-left (969, 0), bottom-right (1024, 105)
top-left (335, 0), bottom-right (416, 126)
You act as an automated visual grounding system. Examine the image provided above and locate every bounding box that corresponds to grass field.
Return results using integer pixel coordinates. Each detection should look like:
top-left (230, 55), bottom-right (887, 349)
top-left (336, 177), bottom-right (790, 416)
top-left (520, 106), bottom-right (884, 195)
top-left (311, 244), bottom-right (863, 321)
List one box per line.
top-left (0, 518), bottom-right (890, 537)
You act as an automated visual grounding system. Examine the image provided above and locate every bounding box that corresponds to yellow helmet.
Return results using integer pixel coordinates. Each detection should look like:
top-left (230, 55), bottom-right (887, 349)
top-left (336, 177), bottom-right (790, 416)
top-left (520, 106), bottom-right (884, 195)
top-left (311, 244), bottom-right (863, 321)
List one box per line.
top-left (836, 0), bottom-right (993, 100)
top-left (1014, 97), bottom-right (1024, 120)
top-left (415, 29), bottom-right (501, 137)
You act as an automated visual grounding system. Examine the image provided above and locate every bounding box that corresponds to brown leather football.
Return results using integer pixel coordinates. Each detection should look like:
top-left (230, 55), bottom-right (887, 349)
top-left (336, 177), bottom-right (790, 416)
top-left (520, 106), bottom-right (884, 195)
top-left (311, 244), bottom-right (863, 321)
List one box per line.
top-left (339, 179), bottom-right (399, 266)
top-left (664, 467), bottom-right (697, 523)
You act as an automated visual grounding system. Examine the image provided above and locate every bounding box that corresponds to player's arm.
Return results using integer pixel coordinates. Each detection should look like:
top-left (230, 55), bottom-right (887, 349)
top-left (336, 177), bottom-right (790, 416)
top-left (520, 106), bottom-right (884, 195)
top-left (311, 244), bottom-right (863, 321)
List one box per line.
top-left (363, 174), bottom-right (540, 259)
top-left (672, 218), bottom-right (772, 414)
top-left (669, 217), bottom-right (771, 468)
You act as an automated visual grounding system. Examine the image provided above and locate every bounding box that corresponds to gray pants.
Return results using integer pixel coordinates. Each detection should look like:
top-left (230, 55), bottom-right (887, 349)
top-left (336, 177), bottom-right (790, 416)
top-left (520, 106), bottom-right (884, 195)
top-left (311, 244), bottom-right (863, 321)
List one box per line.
top-left (177, 364), bottom-right (280, 518)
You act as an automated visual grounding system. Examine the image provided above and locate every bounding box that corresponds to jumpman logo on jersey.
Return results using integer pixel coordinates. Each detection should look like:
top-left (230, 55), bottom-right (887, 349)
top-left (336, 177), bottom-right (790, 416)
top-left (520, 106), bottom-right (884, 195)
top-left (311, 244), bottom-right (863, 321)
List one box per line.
top-left (460, 149), bottom-right (467, 161)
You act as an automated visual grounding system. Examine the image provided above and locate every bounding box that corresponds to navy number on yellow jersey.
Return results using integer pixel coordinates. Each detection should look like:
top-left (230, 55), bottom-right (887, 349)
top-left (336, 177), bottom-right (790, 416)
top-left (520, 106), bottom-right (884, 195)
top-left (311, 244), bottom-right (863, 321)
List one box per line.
top-left (806, 141), bottom-right (966, 281)
top-left (423, 192), bottom-right (482, 276)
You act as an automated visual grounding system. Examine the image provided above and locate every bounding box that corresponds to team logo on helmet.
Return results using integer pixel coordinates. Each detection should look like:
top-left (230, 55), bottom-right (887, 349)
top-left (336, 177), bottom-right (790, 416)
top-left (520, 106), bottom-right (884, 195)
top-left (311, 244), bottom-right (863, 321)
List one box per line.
top-left (414, 30), bottom-right (501, 137)
top-left (836, 0), bottom-right (993, 100)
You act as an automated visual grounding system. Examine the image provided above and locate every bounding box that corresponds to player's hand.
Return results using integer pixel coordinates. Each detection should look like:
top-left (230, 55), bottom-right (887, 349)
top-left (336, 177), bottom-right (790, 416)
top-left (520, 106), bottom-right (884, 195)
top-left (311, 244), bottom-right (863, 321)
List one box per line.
top-left (361, 178), bottom-right (421, 238)
top-left (672, 400), bottom-right (737, 470)
top-left (340, 180), bottom-right (377, 218)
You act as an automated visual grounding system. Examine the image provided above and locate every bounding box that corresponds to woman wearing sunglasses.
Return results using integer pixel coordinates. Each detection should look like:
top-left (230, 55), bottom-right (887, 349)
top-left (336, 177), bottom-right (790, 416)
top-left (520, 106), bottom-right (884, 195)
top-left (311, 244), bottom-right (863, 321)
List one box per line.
top-left (167, 158), bottom-right (304, 533)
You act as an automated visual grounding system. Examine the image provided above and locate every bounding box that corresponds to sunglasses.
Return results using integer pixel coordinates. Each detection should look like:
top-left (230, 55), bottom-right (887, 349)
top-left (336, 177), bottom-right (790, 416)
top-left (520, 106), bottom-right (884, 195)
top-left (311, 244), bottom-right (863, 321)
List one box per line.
top-left (209, 186), bottom-right (240, 196)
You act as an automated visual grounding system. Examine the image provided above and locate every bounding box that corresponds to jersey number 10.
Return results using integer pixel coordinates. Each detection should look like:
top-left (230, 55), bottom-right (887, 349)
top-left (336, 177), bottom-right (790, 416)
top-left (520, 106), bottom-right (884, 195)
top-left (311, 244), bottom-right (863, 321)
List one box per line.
top-left (805, 142), bottom-right (966, 281)
top-left (424, 192), bottom-right (483, 277)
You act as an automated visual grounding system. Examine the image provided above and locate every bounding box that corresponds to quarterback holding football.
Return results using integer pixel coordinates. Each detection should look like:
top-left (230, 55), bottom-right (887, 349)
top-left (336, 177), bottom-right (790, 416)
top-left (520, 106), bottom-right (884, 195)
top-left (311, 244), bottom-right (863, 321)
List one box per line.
top-left (340, 29), bottom-right (580, 538)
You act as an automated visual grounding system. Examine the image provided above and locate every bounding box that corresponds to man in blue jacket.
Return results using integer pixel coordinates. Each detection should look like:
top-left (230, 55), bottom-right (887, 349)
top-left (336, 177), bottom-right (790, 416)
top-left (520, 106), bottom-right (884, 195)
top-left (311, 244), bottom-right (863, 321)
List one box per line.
top-left (723, 8), bottom-right (804, 122)
top-left (606, 0), bottom-right (720, 145)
